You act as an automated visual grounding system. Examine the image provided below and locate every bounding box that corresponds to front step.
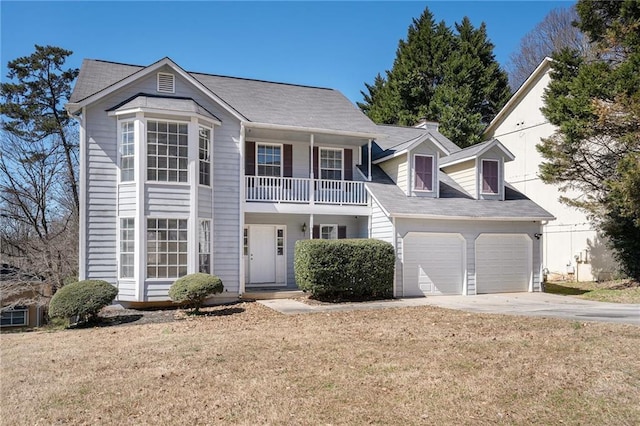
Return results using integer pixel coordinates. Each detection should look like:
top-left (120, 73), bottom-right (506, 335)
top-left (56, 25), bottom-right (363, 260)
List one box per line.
top-left (242, 289), bottom-right (305, 300)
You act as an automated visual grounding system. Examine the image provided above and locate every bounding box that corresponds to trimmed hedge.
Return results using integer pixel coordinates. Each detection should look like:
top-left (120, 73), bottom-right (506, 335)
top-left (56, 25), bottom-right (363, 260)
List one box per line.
top-left (294, 238), bottom-right (394, 299)
top-left (169, 273), bottom-right (224, 313)
top-left (49, 280), bottom-right (118, 324)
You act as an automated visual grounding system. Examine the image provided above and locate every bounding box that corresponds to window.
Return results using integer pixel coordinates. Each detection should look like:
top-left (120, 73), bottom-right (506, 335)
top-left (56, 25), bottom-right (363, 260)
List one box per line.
top-left (199, 127), bottom-right (211, 186)
top-left (147, 121), bottom-right (188, 183)
top-left (320, 224), bottom-right (338, 240)
top-left (320, 148), bottom-right (342, 180)
top-left (243, 228), bottom-right (249, 256)
top-left (157, 73), bottom-right (175, 93)
top-left (120, 218), bottom-right (135, 278)
top-left (277, 229), bottom-right (284, 255)
top-left (1, 307), bottom-right (27, 327)
top-left (257, 144), bottom-right (281, 176)
top-left (414, 155), bottom-right (434, 191)
top-left (199, 220), bottom-right (211, 274)
top-left (482, 159), bottom-right (499, 194)
top-left (120, 121), bottom-right (135, 182)
top-left (146, 218), bottom-right (188, 278)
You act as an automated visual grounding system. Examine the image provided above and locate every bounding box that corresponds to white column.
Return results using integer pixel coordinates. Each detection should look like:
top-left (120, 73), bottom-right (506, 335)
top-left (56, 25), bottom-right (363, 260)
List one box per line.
top-left (78, 107), bottom-right (87, 280)
top-left (134, 113), bottom-right (146, 301)
top-left (310, 134), bottom-right (315, 206)
top-left (239, 124), bottom-right (246, 295)
top-left (188, 117), bottom-right (199, 274)
top-left (309, 214), bottom-right (314, 239)
top-left (368, 139), bottom-right (372, 181)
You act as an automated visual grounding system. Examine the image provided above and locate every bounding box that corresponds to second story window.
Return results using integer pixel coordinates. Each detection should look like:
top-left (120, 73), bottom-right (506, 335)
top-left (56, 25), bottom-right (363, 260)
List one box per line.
top-left (482, 159), bottom-right (499, 194)
top-left (199, 127), bottom-right (211, 186)
top-left (147, 121), bottom-right (188, 183)
top-left (120, 121), bottom-right (135, 182)
top-left (320, 148), bottom-right (342, 180)
top-left (414, 155), bottom-right (434, 191)
top-left (257, 144), bottom-right (281, 176)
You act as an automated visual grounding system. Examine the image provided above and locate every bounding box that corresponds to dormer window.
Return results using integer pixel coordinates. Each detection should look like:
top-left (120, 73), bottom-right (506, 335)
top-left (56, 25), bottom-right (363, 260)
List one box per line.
top-left (481, 159), bottom-right (499, 194)
top-left (414, 154), bottom-right (434, 191)
top-left (157, 72), bottom-right (175, 93)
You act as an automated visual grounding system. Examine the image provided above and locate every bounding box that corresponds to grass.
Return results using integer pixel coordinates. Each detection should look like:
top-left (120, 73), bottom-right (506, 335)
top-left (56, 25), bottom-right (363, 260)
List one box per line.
top-left (2, 302), bottom-right (640, 425)
top-left (545, 279), bottom-right (640, 303)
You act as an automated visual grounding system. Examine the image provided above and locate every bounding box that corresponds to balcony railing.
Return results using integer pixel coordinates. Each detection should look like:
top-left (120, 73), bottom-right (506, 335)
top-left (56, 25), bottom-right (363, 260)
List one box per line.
top-left (245, 176), bottom-right (367, 205)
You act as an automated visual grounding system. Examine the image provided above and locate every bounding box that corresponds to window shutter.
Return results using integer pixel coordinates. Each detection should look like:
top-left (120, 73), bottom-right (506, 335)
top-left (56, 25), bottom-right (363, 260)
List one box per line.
top-left (283, 144), bottom-right (293, 177)
top-left (338, 226), bottom-right (347, 239)
top-left (245, 141), bottom-right (256, 176)
top-left (312, 146), bottom-right (319, 178)
top-left (312, 225), bottom-right (320, 239)
top-left (344, 149), bottom-right (353, 181)
top-left (157, 73), bottom-right (175, 93)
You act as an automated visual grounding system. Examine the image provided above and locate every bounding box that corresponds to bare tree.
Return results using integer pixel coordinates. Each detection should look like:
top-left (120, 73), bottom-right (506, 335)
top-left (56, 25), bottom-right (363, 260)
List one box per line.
top-left (506, 6), bottom-right (593, 90)
top-left (0, 131), bottom-right (78, 298)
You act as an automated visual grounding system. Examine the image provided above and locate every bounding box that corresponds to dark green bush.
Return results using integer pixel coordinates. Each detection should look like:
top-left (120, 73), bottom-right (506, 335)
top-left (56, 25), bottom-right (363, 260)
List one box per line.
top-left (169, 273), bottom-right (224, 313)
top-left (294, 238), bottom-right (394, 300)
top-left (48, 280), bottom-right (118, 324)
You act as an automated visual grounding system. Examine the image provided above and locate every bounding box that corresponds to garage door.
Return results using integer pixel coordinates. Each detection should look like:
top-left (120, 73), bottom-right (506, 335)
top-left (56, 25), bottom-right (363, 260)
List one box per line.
top-left (403, 232), bottom-right (465, 296)
top-left (476, 234), bottom-right (532, 293)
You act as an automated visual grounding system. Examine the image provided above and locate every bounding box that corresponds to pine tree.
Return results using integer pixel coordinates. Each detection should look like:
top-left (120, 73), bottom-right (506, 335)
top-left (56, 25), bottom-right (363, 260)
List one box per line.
top-left (358, 7), bottom-right (510, 147)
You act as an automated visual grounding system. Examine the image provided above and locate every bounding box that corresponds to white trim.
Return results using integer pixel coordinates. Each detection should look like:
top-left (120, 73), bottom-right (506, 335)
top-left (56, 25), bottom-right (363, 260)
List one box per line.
top-left (198, 125), bottom-right (212, 186)
top-left (189, 117), bottom-right (199, 275)
top-left (480, 159), bottom-right (500, 196)
top-left (390, 213), bottom-right (554, 221)
top-left (243, 121), bottom-right (382, 140)
top-left (117, 217), bottom-right (136, 280)
top-left (134, 112), bottom-right (146, 301)
top-left (145, 118), bottom-right (190, 184)
top-left (78, 107), bottom-right (87, 280)
top-left (391, 216), bottom-right (397, 298)
top-left (367, 139), bottom-right (372, 181)
top-left (412, 153), bottom-right (435, 192)
top-left (117, 119), bottom-right (136, 183)
top-left (372, 133), bottom-right (452, 164)
top-left (318, 147), bottom-right (343, 181)
top-left (439, 139), bottom-right (516, 169)
top-left (67, 57), bottom-right (245, 122)
top-left (255, 142), bottom-right (284, 177)
top-left (319, 224), bottom-right (338, 240)
top-left (239, 124), bottom-right (246, 295)
top-left (198, 219), bottom-right (212, 274)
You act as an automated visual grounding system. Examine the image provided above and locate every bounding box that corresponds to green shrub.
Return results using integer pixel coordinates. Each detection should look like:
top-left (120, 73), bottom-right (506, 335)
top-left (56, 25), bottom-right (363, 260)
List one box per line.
top-left (294, 238), bottom-right (394, 300)
top-left (48, 280), bottom-right (118, 324)
top-left (169, 273), bottom-right (224, 313)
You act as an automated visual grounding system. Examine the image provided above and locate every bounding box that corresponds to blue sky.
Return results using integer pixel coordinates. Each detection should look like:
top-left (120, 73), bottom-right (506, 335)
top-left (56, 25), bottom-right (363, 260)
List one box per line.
top-left (1, 1), bottom-right (572, 103)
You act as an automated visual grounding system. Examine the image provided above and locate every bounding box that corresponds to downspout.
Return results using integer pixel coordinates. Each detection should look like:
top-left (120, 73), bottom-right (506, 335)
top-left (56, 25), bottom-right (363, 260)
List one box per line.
top-left (392, 216), bottom-right (397, 298)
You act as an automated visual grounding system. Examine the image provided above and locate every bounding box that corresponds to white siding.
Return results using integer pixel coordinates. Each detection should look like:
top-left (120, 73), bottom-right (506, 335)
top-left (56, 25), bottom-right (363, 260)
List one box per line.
top-left (370, 198), bottom-right (393, 243)
top-left (443, 160), bottom-right (476, 198)
top-left (145, 185), bottom-right (190, 216)
top-left (379, 154), bottom-right (408, 194)
top-left (117, 281), bottom-right (136, 301)
top-left (118, 184), bottom-right (136, 216)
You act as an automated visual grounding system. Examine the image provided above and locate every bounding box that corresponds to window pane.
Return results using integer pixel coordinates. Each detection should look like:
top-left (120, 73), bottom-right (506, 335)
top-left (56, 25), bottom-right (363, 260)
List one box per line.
top-left (147, 121), bottom-right (189, 182)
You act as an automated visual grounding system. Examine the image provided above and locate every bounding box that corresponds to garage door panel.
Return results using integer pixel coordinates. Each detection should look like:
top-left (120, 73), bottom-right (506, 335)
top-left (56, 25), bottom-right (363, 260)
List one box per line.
top-left (403, 233), bottom-right (465, 296)
top-left (476, 234), bottom-right (531, 294)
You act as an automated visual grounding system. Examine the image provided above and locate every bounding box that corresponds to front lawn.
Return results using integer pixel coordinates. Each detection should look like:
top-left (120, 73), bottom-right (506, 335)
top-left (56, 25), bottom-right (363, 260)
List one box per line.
top-left (1, 302), bottom-right (639, 424)
top-left (545, 279), bottom-right (640, 303)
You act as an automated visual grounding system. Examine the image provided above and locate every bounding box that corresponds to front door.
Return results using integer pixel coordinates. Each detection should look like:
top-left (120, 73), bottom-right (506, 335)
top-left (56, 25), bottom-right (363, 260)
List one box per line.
top-left (249, 225), bottom-right (277, 284)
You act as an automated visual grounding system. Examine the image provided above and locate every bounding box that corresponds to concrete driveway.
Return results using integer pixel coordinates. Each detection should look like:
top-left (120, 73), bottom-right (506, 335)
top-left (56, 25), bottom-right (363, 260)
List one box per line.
top-left (418, 292), bottom-right (640, 325)
top-left (259, 292), bottom-right (639, 325)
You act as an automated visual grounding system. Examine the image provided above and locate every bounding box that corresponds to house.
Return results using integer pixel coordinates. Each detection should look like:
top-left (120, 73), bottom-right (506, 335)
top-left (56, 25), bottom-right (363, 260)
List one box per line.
top-left (65, 57), bottom-right (554, 305)
top-left (483, 58), bottom-right (618, 282)
top-left (0, 264), bottom-right (48, 329)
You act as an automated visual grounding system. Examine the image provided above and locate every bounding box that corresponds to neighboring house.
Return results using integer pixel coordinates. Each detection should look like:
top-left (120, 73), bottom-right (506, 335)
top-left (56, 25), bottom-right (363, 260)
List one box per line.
top-left (65, 57), bottom-right (554, 305)
top-left (0, 264), bottom-right (48, 328)
top-left (484, 58), bottom-right (618, 282)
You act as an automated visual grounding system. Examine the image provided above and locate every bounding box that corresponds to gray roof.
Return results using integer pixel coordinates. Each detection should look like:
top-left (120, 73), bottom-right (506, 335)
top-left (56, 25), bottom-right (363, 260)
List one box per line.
top-left (366, 165), bottom-right (554, 220)
top-left (440, 139), bottom-right (497, 166)
top-left (107, 94), bottom-right (221, 121)
top-left (372, 125), bottom-right (461, 161)
top-left (70, 59), bottom-right (379, 135)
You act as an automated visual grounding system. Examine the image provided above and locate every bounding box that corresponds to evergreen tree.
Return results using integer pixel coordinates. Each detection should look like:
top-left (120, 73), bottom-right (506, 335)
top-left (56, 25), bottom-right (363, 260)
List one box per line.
top-left (359, 7), bottom-right (510, 147)
top-left (540, 0), bottom-right (640, 280)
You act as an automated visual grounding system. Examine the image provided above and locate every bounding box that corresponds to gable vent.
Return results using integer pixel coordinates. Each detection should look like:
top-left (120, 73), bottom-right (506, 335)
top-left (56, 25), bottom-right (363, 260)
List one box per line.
top-left (157, 73), bottom-right (175, 93)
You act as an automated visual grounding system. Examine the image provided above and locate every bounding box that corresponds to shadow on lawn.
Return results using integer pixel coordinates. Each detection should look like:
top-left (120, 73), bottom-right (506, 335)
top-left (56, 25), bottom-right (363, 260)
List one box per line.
top-left (189, 307), bottom-right (245, 317)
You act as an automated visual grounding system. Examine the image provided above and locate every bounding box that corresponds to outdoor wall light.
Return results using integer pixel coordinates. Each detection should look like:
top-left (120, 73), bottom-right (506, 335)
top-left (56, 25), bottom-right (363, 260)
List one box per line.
top-left (534, 233), bottom-right (542, 240)
top-left (302, 223), bottom-right (307, 233)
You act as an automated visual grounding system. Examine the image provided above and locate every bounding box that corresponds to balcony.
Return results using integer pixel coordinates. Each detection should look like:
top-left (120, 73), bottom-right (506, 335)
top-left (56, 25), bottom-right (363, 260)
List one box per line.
top-left (245, 176), bottom-right (368, 206)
